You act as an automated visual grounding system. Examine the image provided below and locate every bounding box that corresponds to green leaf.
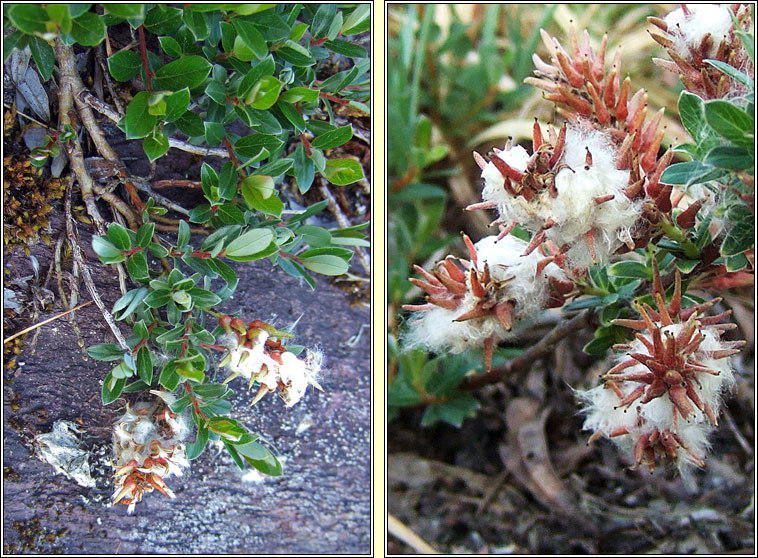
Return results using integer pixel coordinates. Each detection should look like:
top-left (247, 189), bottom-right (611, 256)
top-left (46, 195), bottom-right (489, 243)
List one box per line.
top-left (232, 19), bottom-right (268, 58)
top-left (186, 423), bottom-right (209, 460)
top-left (200, 162), bottom-right (219, 191)
top-left (164, 89), bottom-right (190, 122)
top-left (245, 76), bottom-right (284, 109)
top-left (420, 394), bottom-right (479, 428)
top-left (153, 56), bottom-right (212, 91)
top-left (704, 145), bottom-right (753, 170)
top-left (675, 258), bottom-right (700, 273)
top-left (721, 204), bottom-right (754, 256)
top-left (159, 36), bottom-right (183, 58)
top-left (87, 343), bottom-right (126, 361)
top-left (725, 252), bottom-right (750, 272)
top-left (608, 260), bottom-right (650, 279)
top-left (224, 228), bottom-right (275, 257)
top-left (136, 222), bottom-right (155, 248)
top-left (204, 121), bottom-right (226, 147)
top-left (234, 134), bottom-right (283, 158)
top-left (237, 55), bottom-right (276, 99)
top-left (311, 4), bottom-right (338, 38)
top-left (133, 319), bottom-right (149, 339)
top-left (46, 5), bottom-right (71, 33)
top-left (323, 158), bottom-right (364, 185)
top-left (205, 79), bottom-right (227, 105)
top-left (311, 125), bottom-right (353, 150)
top-left (183, 8), bottom-right (209, 40)
top-left (124, 92), bottom-right (158, 140)
top-left (136, 346), bottom-right (153, 384)
top-left (583, 332), bottom-right (616, 355)
top-left (187, 287), bottom-right (221, 308)
top-left (92, 236), bottom-right (125, 262)
top-left (144, 6), bottom-right (183, 35)
top-left (104, 4), bottom-right (144, 18)
top-left (68, 5), bottom-right (93, 19)
top-left (144, 289), bottom-right (172, 308)
top-left (218, 162), bottom-right (238, 200)
top-left (208, 417), bottom-right (246, 442)
top-left (189, 204), bottom-right (213, 223)
top-left (102, 371), bottom-right (126, 405)
top-left (279, 87), bottom-right (319, 103)
top-left (70, 12), bottom-right (106, 46)
top-left (298, 246), bottom-right (353, 259)
top-left (255, 158), bottom-right (293, 178)
top-left (322, 39), bottom-right (367, 59)
top-left (216, 203), bottom-right (246, 225)
top-left (191, 384), bottom-right (229, 400)
top-left (143, 130), bottom-right (169, 162)
top-left (159, 360), bottom-right (181, 391)
top-left (660, 161), bottom-right (716, 186)
top-left (293, 143), bottom-right (315, 193)
top-left (176, 219), bottom-right (191, 251)
top-left (341, 4), bottom-right (370, 35)
top-left (237, 442), bottom-right (283, 476)
top-left (301, 254), bottom-right (349, 276)
top-left (704, 100), bottom-right (754, 149)
top-left (115, 287), bottom-right (149, 320)
top-left (127, 251), bottom-right (149, 281)
top-left (107, 50), bottom-right (142, 82)
top-left (241, 174), bottom-right (274, 199)
top-left (176, 361), bottom-right (204, 383)
top-left (175, 111), bottom-right (205, 137)
top-left (277, 41), bottom-right (315, 66)
top-left (8, 5), bottom-right (49, 35)
top-left (241, 182), bottom-right (283, 217)
top-left (28, 37), bottom-right (54, 82)
top-left (705, 59), bottom-right (754, 88)
top-left (298, 225), bottom-right (332, 247)
top-left (678, 91), bottom-right (708, 144)
top-left (106, 223), bottom-right (131, 251)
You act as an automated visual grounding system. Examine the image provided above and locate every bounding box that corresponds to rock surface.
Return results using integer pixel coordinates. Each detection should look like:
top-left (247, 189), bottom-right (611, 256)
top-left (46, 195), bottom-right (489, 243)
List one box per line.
top-left (3, 222), bottom-right (371, 554)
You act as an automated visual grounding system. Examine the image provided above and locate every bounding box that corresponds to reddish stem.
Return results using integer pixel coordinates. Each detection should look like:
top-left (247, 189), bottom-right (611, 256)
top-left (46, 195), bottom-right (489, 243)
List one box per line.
top-left (184, 381), bottom-right (209, 423)
top-left (138, 25), bottom-right (153, 93)
top-left (278, 251), bottom-right (303, 264)
top-left (132, 322), bottom-right (158, 354)
top-left (319, 91), bottom-right (351, 106)
top-left (299, 132), bottom-right (312, 157)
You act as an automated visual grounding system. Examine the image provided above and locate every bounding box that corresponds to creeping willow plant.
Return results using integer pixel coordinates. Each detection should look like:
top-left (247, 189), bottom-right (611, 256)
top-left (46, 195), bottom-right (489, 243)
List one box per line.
top-left (398, 4), bottom-right (753, 475)
top-left (6, 4), bottom-right (369, 512)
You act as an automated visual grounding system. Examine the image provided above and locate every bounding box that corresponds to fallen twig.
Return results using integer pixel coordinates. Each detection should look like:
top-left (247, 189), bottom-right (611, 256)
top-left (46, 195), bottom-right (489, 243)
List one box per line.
top-left (459, 310), bottom-right (593, 391)
top-left (387, 513), bottom-right (440, 554)
top-left (64, 176), bottom-right (129, 350)
top-left (79, 90), bottom-right (229, 158)
top-left (4, 300), bottom-right (94, 344)
top-left (318, 182), bottom-right (370, 275)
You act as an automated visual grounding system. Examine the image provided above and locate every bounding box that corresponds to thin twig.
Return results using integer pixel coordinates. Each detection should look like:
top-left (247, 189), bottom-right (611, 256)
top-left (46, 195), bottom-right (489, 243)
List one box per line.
top-left (318, 182), bottom-right (370, 275)
top-left (3, 103), bottom-right (56, 130)
top-left (4, 301), bottom-right (94, 344)
top-left (65, 176), bottom-right (130, 350)
top-left (57, 43), bottom-right (144, 212)
top-left (722, 407), bottom-right (753, 457)
top-left (79, 90), bottom-right (229, 158)
top-left (129, 178), bottom-right (191, 216)
top-left (387, 513), bottom-right (440, 554)
top-left (459, 310), bottom-right (593, 391)
top-left (96, 44), bottom-right (124, 117)
top-left (55, 43), bottom-right (107, 235)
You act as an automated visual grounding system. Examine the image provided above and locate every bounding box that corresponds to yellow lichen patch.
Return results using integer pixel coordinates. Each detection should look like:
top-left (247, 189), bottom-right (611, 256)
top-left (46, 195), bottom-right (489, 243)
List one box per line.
top-left (3, 154), bottom-right (65, 256)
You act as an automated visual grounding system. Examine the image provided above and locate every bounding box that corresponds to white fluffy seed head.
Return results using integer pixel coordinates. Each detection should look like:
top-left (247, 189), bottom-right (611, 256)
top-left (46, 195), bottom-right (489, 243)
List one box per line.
top-left (479, 125), bottom-right (642, 268)
top-left (474, 234), bottom-right (567, 317)
top-left (403, 303), bottom-right (512, 354)
top-left (664, 4), bottom-right (734, 60)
